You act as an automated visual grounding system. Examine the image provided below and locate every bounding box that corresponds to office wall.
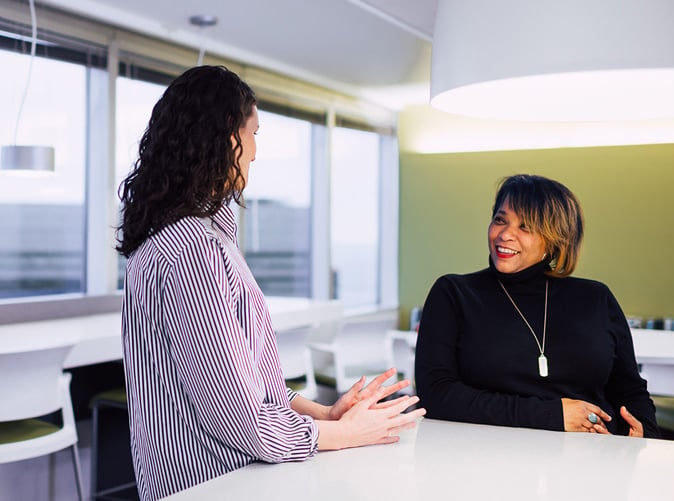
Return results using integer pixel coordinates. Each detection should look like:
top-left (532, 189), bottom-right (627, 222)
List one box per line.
top-left (397, 132), bottom-right (674, 328)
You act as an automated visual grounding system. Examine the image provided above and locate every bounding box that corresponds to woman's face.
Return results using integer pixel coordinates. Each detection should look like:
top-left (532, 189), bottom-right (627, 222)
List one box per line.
top-left (232, 105), bottom-right (259, 190)
top-left (488, 199), bottom-right (546, 274)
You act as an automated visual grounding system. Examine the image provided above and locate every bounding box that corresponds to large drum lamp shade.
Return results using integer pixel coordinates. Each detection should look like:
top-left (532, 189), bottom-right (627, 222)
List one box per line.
top-left (430, 0), bottom-right (674, 121)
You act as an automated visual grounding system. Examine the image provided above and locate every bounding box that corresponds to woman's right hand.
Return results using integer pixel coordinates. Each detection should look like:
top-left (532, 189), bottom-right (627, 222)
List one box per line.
top-left (561, 397), bottom-right (612, 433)
top-left (317, 385), bottom-right (426, 450)
top-left (327, 368), bottom-right (412, 421)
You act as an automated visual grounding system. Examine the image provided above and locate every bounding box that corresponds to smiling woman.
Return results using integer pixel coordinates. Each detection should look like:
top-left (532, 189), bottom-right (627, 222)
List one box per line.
top-left (415, 173), bottom-right (661, 439)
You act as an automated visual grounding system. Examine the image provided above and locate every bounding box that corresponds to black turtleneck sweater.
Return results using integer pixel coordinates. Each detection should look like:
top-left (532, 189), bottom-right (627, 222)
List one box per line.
top-left (415, 259), bottom-right (661, 438)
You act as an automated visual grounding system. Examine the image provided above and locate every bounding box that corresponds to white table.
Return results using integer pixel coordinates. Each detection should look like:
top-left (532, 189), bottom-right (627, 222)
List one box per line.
top-left (0, 312), bottom-right (123, 368)
top-left (631, 328), bottom-right (674, 396)
top-left (0, 297), bottom-right (343, 368)
top-left (166, 418), bottom-right (674, 501)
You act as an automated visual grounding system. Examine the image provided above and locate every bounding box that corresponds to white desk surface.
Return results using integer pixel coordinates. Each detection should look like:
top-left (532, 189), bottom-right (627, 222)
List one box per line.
top-left (166, 418), bottom-right (674, 501)
top-left (631, 328), bottom-right (674, 396)
top-left (0, 297), bottom-right (342, 368)
top-left (631, 328), bottom-right (674, 364)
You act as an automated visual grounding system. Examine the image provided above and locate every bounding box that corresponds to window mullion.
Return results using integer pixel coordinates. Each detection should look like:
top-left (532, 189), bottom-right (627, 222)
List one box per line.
top-left (85, 41), bottom-right (117, 294)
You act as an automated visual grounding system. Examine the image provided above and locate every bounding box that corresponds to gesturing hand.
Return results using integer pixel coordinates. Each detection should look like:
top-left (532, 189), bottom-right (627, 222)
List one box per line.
top-left (327, 368), bottom-right (411, 421)
top-left (316, 368), bottom-right (426, 451)
top-left (621, 406), bottom-right (644, 437)
top-left (337, 384), bottom-right (426, 449)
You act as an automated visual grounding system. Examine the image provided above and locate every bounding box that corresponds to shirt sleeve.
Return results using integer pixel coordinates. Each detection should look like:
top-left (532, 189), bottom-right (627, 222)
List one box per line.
top-left (603, 289), bottom-right (661, 438)
top-left (163, 237), bottom-right (318, 463)
top-left (415, 277), bottom-right (563, 431)
top-left (287, 387), bottom-right (299, 402)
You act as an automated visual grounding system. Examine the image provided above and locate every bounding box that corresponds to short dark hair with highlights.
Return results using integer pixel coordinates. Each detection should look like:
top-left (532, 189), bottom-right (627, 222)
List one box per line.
top-left (116, 65), bottom-right (257, 258)
top-left (492, 174), bottom-right (584, 277)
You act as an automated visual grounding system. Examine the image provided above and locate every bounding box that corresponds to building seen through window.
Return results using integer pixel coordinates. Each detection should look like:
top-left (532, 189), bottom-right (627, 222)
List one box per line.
top-left (330, 126), bottom-right (381, 308)
top-left (242, 110), bottom-right (312, 298)
top-left (0, 48), bottom-right (87, 299)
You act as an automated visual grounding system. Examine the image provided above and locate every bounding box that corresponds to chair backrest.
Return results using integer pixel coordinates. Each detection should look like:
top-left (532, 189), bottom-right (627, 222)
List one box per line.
top-left (333, 309), bottom-right (398, 367)
top-left (0, 345), bottom-right (73, 421)
top-left (308, 317), bottom-right (344, 345)
top-left (303, 301), bottom-right (344, 344)
top-left (276, 327), bottom-right (319, 400)
top-left (276, 327), bottom-right (313, 380)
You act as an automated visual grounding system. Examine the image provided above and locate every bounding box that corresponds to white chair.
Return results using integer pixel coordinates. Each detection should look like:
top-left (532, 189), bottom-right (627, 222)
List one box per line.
top-left (310, 309), bottom-right (398, 394)
top-left (384, 329), bottom-right (418, 395)
top-left (275, 301), bottom-right (345, 401)
top-left (0, 345), bottom-right (85, 501)
top-left (276, 326), bottom-right (319, 401)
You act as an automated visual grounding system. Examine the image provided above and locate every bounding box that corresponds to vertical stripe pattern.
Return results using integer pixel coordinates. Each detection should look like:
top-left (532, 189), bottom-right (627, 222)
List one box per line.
top-left (121, 205), bottom-right (318, 501)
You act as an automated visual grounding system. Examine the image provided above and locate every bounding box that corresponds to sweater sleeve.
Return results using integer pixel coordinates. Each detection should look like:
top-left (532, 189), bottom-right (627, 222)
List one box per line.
top-left (603, 289), bottom-right (661, 438)
top-left (415, 276), bottom-right (564, 431)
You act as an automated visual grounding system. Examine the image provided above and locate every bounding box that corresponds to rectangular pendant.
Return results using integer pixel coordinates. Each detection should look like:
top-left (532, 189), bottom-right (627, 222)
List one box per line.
top-left (538, 354), bottom-right (549, 377)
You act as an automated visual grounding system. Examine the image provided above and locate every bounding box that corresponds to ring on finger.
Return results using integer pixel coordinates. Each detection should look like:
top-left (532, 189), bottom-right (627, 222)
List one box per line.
top-left (588, 412), bottom-right (599, 424)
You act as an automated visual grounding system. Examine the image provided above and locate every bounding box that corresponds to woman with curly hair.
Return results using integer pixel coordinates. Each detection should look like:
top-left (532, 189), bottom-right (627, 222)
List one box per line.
top-left (117, 65), bottom-right (424, 501)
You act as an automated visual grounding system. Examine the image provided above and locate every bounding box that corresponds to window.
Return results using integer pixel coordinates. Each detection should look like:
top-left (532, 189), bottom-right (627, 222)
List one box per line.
top-left (0, 48), bottom-right (87, 299)
top-left (115, 77), bottom-right (166, 187)
top-left (115, 75), bottom-right (167, 288)
top-left (330, 127), bottom-right (381, 308)
top-left (242, 110), bottom-right (313, 297)
top-left (0, 5), bottom-right (398, 313)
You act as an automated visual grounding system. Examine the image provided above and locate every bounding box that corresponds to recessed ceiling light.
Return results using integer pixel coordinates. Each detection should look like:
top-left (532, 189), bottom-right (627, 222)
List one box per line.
top-left (189, 15), bottom-right (218, 28)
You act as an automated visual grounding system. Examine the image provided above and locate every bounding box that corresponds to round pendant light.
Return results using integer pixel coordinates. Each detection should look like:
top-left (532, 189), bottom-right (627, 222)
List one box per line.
top-left (430, 0), bottom-right (674, 122)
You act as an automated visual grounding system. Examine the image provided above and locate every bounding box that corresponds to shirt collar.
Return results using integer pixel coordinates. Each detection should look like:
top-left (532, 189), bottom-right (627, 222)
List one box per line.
top-left (210, 204), bottom-right (238, 243)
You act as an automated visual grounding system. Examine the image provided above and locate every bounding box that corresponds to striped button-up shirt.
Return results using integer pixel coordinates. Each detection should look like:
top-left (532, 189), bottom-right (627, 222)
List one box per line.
top-left (121, 205), bottom-right (318, 501)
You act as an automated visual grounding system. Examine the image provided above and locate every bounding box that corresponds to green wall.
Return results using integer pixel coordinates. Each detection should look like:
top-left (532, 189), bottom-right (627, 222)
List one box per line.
top-left (398, 143), bottom-right (674, 329)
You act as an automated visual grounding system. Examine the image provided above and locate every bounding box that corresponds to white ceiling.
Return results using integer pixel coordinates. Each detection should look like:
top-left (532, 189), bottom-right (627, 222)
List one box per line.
top-left (21, 0), bottom-right (674, 150)
top-left (37, 0), bottom-right (437, 110)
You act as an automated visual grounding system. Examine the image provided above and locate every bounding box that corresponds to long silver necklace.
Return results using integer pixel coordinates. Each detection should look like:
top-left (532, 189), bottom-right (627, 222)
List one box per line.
top-left (498, 280), bottom-right (549, 377)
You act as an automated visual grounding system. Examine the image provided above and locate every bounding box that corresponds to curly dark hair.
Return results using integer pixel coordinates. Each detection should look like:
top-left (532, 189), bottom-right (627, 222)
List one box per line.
top-left (116, 65), bottom-right (257, 257)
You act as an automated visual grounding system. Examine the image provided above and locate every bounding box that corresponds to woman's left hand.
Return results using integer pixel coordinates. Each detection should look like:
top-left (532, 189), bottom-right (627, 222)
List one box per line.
top-left (327, 368), bottom-right (411, 420)
top-left (561, 398), bottom-right (612, 433)
top-left (620, 406), bottom-right (644, 437)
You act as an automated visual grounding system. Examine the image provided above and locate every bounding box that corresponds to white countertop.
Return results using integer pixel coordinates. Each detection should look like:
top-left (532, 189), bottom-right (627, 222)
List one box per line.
top-left (166, 418), bottom-right (674, 501)
top-left (631, 328), bottom-right (674, 364)
top-left (0, 297), bottom-right (342, 368)
top-left (631, 328), bottom-right (674, 396)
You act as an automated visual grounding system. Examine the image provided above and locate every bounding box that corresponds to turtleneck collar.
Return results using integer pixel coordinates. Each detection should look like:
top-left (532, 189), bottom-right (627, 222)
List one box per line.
top-left (488, 256), bottom-right (551, 285)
